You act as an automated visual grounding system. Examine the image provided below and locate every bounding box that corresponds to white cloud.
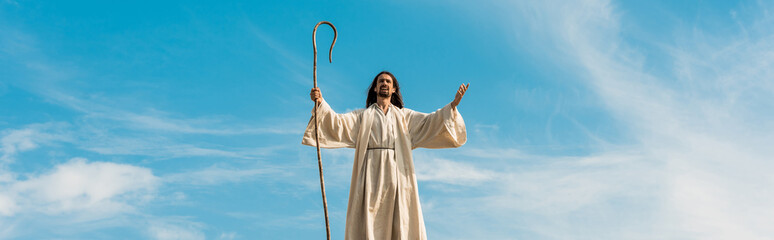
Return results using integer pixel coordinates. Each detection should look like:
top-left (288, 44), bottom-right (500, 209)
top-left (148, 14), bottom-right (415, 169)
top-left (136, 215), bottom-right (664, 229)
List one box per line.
top-left (0, 157), bottom-right (162, 238)
top-left (415, 155), bottom-right (495, 186)
top-left (0, 129), bottom-right (36, 161)
top-left (0, 193), bottom-right (16, 216)
top-left (498, 153), bottom-right (656, 211)
top-left (2, 158), bottom-right (158, 217)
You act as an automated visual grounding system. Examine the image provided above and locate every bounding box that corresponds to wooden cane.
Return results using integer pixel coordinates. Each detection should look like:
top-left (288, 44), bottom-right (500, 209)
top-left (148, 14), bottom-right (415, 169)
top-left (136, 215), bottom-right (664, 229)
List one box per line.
top-left (313, 21), bottom-right (336, 240)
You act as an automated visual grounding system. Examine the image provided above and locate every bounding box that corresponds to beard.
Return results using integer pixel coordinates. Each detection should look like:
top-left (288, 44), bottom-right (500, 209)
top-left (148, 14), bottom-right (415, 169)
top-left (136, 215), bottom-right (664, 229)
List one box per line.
top-left (378, 91), bottom-right (391, 98)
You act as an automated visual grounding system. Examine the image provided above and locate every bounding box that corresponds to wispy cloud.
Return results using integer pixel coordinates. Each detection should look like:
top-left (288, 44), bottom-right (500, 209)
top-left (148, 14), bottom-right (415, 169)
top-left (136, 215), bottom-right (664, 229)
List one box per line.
top-left (421, 0), bottom-right (774, 239)
top-left (146, 217), bottom-right (206, 240)
top-left (0, 20), bottom-right (302, 238)
top-left (218, 232), bottom-right (238, 240)
top-left (38, 86), bottom-right (302, 136)
top-left (547, 1), bottom-right (774, 238)
top-left (0, 123), bottom-right (70, 165)
top-left (242, 17), bottom-right (309, 87)
top-left (414, 153), bottom-right (496, 186)
top-left (0, 22), bottom-right (301, 161)
top-left (164, 164), bottom-right (289, 186)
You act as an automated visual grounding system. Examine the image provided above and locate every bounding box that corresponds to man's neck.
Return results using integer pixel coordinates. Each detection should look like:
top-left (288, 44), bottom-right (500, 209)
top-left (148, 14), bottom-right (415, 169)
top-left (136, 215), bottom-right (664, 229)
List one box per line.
top-left (376, 96), bottom-right (391, 114)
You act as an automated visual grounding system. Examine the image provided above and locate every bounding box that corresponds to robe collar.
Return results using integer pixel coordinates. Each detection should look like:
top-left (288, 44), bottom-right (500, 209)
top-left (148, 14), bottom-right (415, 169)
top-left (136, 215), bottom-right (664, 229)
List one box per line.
top-left (369, 102), bottom-right (396, 115)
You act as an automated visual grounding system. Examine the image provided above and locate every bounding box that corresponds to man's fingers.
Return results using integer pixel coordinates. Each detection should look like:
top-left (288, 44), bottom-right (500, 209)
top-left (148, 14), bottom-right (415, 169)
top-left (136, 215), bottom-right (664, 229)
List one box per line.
top-left (458, 83), bottom-right (469, 95)
top-left (454, 83), bottom-right (469, 104)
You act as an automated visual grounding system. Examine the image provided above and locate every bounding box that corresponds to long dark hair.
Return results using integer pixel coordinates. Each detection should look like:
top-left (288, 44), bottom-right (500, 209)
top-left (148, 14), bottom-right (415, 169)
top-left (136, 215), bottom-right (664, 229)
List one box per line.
top-left (366, 71), bottom-right (404, 108)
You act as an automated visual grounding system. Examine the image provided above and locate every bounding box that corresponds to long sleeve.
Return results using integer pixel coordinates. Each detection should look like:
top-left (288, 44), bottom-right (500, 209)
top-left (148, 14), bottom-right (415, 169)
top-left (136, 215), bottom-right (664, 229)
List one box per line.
top-left (302, 99), bottom-right (361, 148)
top-left (403, 103), bottom-right (467, 149)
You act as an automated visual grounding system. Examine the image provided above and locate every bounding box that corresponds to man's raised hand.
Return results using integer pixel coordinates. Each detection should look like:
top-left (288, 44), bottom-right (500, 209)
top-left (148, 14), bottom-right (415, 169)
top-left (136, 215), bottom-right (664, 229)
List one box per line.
top-left (451, 83), bottom-right (469, 108)
top-left (310, 87), bottom-right (323, 103)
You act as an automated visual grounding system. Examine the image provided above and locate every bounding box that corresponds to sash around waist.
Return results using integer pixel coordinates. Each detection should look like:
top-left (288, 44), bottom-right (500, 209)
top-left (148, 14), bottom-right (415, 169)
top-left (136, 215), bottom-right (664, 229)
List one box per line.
top-left (366, 147), bottom-right (395, 151)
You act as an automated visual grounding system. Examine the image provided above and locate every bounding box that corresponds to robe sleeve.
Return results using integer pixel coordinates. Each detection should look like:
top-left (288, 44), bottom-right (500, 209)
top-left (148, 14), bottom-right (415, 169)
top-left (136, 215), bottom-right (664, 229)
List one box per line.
top-left (403, 103), bottom-right (467, 149)
top-left (302, 99), bottom-right (360, 148)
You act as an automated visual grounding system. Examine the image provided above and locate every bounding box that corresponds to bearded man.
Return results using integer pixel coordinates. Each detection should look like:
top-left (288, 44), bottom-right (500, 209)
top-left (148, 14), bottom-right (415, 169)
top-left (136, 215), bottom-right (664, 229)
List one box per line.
top-left (303, 71), bottom-right (469, 240)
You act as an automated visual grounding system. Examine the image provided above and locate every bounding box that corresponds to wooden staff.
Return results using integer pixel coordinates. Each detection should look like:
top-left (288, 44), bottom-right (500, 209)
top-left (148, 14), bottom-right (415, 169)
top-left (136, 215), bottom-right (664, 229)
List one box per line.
top-left (313, 21), bottom-right (336, 240)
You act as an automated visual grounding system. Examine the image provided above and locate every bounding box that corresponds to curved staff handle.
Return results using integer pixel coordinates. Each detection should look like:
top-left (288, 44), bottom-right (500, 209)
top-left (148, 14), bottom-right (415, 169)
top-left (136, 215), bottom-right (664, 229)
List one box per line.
top-left (313, 21), bottom-right (337, 88)
top-left (312, 21), bottom-right (336, 240)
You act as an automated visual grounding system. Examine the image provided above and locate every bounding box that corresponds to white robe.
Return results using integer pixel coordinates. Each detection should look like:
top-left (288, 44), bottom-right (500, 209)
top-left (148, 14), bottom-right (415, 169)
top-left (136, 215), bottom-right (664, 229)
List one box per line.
top-left (302, 99), bottom-right (466, 240)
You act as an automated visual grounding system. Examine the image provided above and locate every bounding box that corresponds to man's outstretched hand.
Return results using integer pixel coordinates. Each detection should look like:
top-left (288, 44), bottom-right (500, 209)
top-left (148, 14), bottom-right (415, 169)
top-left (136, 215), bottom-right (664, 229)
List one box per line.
top-left (451, 83), bottom-right (469, 108)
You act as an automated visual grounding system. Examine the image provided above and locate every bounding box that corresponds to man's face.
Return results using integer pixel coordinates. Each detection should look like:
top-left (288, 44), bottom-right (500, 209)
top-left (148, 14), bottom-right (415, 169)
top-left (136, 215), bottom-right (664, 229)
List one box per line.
top-left (374, 74), bottom-right (395, 98)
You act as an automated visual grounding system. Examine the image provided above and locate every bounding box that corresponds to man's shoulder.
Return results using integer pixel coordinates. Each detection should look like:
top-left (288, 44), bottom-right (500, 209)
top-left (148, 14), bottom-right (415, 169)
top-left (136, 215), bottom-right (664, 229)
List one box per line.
top-left (398, 107), bottom-right (416, 114)
top-left (341, 107), bottom-right (367, 117)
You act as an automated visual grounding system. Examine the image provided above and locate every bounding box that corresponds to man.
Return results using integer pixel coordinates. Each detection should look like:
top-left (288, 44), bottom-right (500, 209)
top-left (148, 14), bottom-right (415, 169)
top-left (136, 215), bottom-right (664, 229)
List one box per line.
top-left (302, 71), bottom-right (469, 240)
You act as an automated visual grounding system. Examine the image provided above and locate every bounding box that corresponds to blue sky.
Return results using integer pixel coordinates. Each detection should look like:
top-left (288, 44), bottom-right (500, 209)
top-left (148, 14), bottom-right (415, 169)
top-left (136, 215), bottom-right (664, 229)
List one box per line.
top-left (2, 0), bottom-right (774, 239)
